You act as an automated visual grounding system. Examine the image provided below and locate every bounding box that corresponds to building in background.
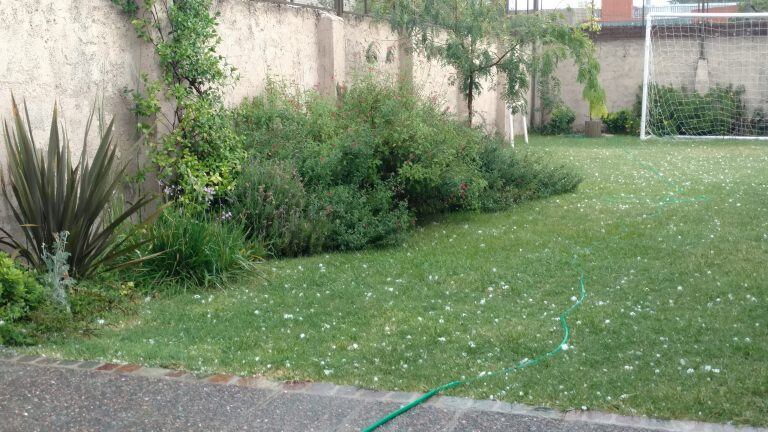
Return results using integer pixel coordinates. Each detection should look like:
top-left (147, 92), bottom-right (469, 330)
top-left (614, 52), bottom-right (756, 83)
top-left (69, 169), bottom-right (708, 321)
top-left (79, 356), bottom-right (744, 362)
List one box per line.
top-left (531, 1), bottom-right (739, 27)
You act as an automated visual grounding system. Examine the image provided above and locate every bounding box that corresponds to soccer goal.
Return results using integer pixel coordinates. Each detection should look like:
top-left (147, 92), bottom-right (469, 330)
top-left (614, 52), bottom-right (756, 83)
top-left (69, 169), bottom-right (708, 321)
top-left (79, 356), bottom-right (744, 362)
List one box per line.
top-left (640, 12), bottom-right (768, 140)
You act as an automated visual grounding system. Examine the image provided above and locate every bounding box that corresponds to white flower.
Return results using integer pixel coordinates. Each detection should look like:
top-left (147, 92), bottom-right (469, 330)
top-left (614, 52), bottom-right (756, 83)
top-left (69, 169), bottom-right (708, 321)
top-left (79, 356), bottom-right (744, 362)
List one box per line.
top-left (348, 343), bottom-right (359, 350)
top-left (284, 314), bottom-right (294, 319)
top-left (96, 318), bottom-right (106, 325)
top-left (437, 337), bottom-right (446, 342)
top-left (686, 368), bottom-right (695, 374)
top-left (561, 343), bottom-right (569, 351)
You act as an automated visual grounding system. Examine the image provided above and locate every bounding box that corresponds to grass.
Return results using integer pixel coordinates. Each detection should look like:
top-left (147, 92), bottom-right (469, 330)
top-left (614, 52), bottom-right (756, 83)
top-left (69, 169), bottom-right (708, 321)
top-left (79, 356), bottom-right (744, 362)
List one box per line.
top-left (32, 136), bottom-right (768, 426)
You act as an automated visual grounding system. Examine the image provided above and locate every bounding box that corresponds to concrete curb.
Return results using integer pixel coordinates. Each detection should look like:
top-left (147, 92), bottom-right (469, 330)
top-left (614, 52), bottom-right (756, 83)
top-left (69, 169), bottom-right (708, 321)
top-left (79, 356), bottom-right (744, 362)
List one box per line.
top-left (1, 353), bottom-right (764, 432)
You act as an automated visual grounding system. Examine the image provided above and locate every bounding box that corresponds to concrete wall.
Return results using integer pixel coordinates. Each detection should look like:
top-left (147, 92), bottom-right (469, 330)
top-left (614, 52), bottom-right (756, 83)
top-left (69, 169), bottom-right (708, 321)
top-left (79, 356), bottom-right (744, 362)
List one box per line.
top-left (556, 36), bottom-right (645, 127)
top-left (557, 31), bottom-right (768, 130)
top-left (0, 0), bottom-right (514, 232)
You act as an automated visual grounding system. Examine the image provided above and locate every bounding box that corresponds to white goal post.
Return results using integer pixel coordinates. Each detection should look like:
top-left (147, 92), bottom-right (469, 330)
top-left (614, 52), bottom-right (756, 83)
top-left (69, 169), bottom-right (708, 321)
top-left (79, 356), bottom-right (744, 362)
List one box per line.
top-left (641, 12), bottom-right (768, 140)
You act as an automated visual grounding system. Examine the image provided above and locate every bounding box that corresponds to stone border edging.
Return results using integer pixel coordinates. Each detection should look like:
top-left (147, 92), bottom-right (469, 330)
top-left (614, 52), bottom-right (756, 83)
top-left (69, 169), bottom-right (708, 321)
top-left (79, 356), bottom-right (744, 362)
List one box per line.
top-left (1, 353), bottom-right (764, 432)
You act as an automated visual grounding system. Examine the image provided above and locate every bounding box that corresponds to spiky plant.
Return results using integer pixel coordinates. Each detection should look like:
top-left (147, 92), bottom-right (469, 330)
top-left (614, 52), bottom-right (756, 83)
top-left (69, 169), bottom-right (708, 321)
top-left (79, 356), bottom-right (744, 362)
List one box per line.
top-left (1, 97), bottom-right (155, 278)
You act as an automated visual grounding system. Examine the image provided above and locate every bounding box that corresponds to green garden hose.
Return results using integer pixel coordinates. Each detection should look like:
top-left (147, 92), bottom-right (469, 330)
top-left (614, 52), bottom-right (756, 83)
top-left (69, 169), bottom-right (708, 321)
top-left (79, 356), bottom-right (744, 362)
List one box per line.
top-left (362, 146), bottom-right (705, 431)
top-left (362, 275), bottom-right (586, 432)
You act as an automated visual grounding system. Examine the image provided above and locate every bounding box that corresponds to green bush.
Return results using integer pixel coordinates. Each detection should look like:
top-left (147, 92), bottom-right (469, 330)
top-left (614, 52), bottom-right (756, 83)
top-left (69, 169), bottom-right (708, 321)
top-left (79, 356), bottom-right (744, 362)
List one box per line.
top-left (233, 76), bottom-right (583, 252)
top-left (642, 84), bottom-right (747, 136)
top-left (309, 184), bottom-right (411, 251)
top-left (602, 109), bottom-right (637, 135)
top-left (0, 253), bottom-right (45, 345)
top-left (231, 160), bottom-right (327, 257)
top-left (236, 77), bottom-right (491, 216)
top-left (749, 108), bottom-right (768, 135)
top-left (155, 96), bottom-right (246, 205)
top-left (142, 208), bottom-right (256, 287)
top-left (477, 139), bottom-right (583, 211)
top-left (541, 105), bottom-right (576, 135)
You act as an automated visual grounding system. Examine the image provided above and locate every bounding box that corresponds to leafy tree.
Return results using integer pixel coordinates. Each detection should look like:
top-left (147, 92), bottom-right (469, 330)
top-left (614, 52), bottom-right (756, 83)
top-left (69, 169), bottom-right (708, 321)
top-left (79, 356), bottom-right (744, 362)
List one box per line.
top-left (111, 0), bottom-right (244, 205)
top-left (740, 0), bottom-right (768, 11)
top-left (375, 0), bottom-right (606, 126)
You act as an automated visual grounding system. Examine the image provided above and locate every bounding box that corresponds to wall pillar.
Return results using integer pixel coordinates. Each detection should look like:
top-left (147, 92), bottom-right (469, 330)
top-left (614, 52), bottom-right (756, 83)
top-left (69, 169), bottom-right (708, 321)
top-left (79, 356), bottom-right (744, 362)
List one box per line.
top-left (317, 13), bottom-right (346, 98)
top-left (397, 33), bottom-right (414, 85)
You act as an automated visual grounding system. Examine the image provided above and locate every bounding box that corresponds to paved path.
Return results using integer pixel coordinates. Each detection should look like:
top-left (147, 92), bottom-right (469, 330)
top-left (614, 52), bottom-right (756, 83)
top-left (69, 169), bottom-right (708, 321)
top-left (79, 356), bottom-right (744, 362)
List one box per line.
top-left (0, 356), bottom-right (763, 432)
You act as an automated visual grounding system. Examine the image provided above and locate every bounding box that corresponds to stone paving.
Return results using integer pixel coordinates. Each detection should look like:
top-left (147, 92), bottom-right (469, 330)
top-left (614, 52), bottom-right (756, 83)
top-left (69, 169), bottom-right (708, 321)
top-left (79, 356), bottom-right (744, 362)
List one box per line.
top-left (0, 353), bottom-right (765, 432)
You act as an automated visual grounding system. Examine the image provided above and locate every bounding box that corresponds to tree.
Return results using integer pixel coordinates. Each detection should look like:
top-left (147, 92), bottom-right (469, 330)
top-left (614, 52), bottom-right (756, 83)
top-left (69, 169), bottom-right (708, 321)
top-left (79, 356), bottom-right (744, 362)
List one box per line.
top-left (375, 0), bottom-right (606, 126)
top-left (740, 0), bottom-right (768, 11)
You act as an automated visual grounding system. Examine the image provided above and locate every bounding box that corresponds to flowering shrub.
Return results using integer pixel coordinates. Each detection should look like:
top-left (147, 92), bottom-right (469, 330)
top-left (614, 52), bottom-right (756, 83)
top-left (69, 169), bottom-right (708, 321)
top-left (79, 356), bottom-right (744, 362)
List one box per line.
top-left (233, 76), bottom-right (582, 253)
top-left (153, 97), bottom-right (245, 205)
top-left (231, 161), bottom-right (327, 257)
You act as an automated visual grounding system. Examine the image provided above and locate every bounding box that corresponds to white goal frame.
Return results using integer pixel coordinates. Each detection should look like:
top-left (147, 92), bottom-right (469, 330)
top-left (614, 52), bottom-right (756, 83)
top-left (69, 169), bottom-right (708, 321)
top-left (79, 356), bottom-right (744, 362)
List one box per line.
top-left (640, 12), bottom-right (768, 140)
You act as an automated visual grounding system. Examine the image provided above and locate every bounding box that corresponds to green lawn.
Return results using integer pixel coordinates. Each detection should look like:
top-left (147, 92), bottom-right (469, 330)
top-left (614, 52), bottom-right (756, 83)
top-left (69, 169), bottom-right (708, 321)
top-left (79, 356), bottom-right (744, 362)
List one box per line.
top-left (34, 136), bottom-right (768, 426)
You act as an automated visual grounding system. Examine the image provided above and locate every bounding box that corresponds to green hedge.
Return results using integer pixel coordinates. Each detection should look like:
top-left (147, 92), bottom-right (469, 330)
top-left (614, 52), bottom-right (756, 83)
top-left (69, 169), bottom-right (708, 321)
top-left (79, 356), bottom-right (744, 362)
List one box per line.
top-left (644, 84), bottom-right (749, 136)
top-left (232, 76), bottom-right (583, 256)
top-left (0, 253), bottom-right (45, 345)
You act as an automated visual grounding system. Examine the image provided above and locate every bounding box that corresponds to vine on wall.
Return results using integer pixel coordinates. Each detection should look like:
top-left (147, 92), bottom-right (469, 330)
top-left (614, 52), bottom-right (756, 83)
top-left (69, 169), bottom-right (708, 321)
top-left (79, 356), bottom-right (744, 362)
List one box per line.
top-left (112, 0), bottom-right (244, 206)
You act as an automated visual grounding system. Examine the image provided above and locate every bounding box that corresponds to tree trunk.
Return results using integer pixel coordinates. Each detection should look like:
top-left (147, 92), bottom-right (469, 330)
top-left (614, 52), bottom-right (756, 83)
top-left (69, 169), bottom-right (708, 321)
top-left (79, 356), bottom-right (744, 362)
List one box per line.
top-left (467, 76), bottom-right (475, 127)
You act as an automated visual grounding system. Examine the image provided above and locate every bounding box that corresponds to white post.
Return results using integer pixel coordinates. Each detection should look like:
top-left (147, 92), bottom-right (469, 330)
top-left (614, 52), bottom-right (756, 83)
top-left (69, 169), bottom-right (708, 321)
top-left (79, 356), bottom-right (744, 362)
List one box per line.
top-left (509, 111), bottom-right (515, 148)
top-left (523, 115), bottom-right (529, 144)
top-left (640, 13), bottom-right (653, 140)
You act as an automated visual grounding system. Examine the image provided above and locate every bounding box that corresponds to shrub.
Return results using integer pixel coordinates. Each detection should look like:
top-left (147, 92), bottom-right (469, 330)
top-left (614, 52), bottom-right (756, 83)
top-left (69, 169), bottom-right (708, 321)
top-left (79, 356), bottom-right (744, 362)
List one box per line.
top-left (749, 108), bottom-right (768, 135)
top-left (541, 105), bottom-right (576, 135)
top-left (602, 109), bottom-right (637, 135)
top-left (154, 96), bottom-right (245, 205)
top-left (641, 84), bottom-right (747, 136)
top-left (309, 185), bottom-right (411, 251)
top-left (233, 76), bottom-right (583, 252)
top-left (477, 139), bottom-right (583, 211)
top-left (231, 160), bottom-right (327, 257)
top-left (141, 208), bottom-right (256, 287)
top-left (0, 253), bottom-right (45, 345)
top-left (0, 99), bottom-right (154, 278)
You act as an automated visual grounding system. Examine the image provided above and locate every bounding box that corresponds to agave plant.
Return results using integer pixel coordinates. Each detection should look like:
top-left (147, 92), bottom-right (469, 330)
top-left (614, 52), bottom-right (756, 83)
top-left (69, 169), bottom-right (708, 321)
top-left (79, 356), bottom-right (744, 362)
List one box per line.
top-left (0, 97), bottom-right (155, 278)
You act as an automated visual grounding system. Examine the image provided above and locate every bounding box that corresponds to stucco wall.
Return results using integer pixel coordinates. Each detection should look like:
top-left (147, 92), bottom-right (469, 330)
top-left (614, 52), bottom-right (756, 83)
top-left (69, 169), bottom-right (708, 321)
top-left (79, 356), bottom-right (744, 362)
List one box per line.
top-left (0, 0), bottom-right (142, 234)
top-left (217, 1), bottom-right (322, 104)
top-left (556, 37), bottom-right (645, 127)
top-left (343, 15), bottom-right (401, 81)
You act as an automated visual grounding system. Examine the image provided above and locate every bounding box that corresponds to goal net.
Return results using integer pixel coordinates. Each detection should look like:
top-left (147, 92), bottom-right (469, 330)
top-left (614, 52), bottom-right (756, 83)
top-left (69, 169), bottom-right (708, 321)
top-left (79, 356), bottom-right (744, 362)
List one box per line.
top-left (641, 13), bottom-right (768, 140)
